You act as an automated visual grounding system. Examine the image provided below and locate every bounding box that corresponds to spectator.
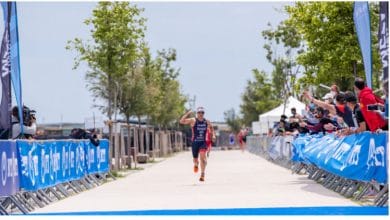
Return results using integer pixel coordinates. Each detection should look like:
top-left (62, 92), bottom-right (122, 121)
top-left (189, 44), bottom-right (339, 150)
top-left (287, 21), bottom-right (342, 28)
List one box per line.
top-left (330, 84), bottom-right (340, 97)
top-left (337, 91), bottom-right (368, 136)
top-left (303, 91), bottom-right (355, 128)
top-left (299, 107), bottom-right (339, 134)
top-left (302, 103), bottom-right (319, 125)
top-left (229, 132), bottom-right (235, 146)
top-left (322, 93), bottom-right (334, 105)
top-left (289, 107), bottom-right (303, 123)
top-left (11, 106), bottom-right (37, 139)
top-left (280, 114), bottom-right (290, 131)
top-left (354, 78), bottom-right (387, 131)
top-left (275, 119), bottom-right (286, 136)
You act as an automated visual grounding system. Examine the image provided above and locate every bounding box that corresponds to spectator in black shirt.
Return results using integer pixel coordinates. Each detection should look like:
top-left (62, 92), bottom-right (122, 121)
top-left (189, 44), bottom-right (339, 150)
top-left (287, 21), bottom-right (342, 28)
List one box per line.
top-left (337, 91), bottom-right (367, 136)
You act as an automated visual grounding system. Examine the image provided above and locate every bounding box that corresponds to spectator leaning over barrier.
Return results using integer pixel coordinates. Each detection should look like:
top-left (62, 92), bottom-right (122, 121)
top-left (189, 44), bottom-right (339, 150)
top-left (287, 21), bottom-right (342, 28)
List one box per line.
top-left (11, 106), bottom-right (37, 139)
top-left (299, 107), bottom-right (340, 134)
top-left (354, 78), bottom-right (388, 131)
top-left (323, 92), bottom-right (334, 105)
top-left (275, 119), bottom-right (286, 136)
top-left (303, 91), bottom-right (355, 128)
top-left (337, 91), bottom-right (368, 136)
top-left (302, 102), bottom-right (320, 125)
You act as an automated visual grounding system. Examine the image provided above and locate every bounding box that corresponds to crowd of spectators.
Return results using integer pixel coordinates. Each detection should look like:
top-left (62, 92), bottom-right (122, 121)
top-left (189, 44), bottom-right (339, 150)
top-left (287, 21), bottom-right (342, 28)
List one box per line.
top-left (272, 78), bottom-right (388, 137)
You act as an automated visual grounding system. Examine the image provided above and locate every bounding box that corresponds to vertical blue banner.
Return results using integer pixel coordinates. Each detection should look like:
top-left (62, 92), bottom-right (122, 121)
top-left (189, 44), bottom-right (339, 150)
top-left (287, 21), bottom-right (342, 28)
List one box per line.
top-left (0, 3), bottom-right (11, 139)
top-left (9, 2), bottom-right (23, 132)
top-left (354, 2), bottom-right (372, 88)
top-left (379, 1), bottom-right (388, 82)
top-left (0, 140), bottom-right (19, 196)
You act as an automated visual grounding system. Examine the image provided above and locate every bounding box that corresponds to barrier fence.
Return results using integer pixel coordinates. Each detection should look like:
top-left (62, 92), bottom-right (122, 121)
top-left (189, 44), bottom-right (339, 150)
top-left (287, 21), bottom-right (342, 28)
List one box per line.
top-left (0, 139), bottom-right (110, 215)
top-left (247, 132), bottom-right (388, 207)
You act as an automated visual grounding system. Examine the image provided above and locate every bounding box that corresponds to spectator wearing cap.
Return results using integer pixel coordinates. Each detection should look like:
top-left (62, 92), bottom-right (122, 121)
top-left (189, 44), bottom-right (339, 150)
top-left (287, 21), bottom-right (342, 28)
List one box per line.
top-left (354, 78), bottom-right (387, 131)
top-left (338, 91), bottom-right (368, 136)
top-left (303, 91), bottom-right (355, 128)
top-left (323, 93), bottom-right (334, 104)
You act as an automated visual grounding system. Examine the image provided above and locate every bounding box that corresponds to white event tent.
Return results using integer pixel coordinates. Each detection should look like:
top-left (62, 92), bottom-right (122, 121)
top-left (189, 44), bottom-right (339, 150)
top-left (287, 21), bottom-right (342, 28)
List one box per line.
top-left (255, 96), bottom-right (306, 134)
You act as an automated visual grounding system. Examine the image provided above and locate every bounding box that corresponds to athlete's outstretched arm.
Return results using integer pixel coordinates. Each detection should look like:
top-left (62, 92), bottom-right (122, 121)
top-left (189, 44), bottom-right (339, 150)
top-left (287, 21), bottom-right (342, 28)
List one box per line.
top-left (180, 110), bottom-right (195, 125)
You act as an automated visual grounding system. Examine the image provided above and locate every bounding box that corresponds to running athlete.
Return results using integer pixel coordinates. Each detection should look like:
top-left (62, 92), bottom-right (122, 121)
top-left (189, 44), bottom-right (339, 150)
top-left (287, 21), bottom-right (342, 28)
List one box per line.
top-left (180, 107), bottom-right (215, 182)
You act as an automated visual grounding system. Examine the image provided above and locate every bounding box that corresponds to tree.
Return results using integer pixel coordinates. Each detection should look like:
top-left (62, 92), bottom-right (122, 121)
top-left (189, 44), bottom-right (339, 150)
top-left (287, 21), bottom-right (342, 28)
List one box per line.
top-left (285, 2), bottom-right (381, 91)
top-left (262, 21), bottom-right (304, 99)
top-left (66, 2), bottom-right (147, 121)
top-left (240, 69), bottom-right (280, 126)
top-left (150, 49), bottom-right (186, 129)
top-left (224, 108), bottom-right (241, 134)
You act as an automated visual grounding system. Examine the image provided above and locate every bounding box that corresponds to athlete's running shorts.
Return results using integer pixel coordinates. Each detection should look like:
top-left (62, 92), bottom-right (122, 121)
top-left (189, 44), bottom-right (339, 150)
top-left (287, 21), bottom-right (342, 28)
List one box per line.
top-left (192, 141), bottom-right (207, 158)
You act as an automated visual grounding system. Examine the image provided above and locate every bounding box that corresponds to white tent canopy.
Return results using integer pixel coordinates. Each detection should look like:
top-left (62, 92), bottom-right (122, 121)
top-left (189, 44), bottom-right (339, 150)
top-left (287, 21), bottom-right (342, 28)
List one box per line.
top-left (257, 96), bottom-right (306, 134)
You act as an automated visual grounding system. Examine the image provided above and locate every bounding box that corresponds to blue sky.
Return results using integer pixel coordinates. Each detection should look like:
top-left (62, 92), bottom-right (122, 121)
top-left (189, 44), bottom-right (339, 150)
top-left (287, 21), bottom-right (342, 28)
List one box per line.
top-left (17, 1), bottom-right (289, 124)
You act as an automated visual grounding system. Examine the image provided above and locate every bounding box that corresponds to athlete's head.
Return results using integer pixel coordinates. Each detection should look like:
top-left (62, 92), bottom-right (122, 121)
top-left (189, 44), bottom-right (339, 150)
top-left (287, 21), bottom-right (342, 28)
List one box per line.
top-left (196, 106), bottom-right (205, 119)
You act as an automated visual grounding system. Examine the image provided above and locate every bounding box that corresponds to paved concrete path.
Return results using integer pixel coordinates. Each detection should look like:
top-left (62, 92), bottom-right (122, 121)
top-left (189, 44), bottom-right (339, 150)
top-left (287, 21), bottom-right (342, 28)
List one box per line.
top-left (32, 150), bottom-right (358, 213)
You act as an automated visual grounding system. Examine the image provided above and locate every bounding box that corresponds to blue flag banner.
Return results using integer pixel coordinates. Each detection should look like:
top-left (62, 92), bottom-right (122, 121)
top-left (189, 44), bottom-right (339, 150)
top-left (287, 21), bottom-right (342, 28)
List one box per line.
top-left (8, 2), bottom-right (23, 132)
top-left (354, 2), bottom-right (372, 88)
top-left (379, 1), bottom-right (389, 81)
top-left (17, 139), bottom-right (110, 191)
top-left (0, 3), bottom-right (11, 139)
top-left (0, 140), bottom-right (19, 196)
top-left (292, 132), bottom-right (388, 184)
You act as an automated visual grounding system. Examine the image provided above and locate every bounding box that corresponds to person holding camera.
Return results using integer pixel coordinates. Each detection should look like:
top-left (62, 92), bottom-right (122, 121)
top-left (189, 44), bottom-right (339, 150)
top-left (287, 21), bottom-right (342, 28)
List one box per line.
top-left (354, 78), bottom-right (387, 131)
top-left (11, 106), bottom-right (37, 139)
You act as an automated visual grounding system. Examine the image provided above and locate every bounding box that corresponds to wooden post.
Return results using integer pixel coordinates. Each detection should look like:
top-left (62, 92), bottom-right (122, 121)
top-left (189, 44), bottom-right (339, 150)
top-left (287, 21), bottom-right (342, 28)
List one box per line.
top-left (120, 125), bottom-right (126, 169)
top-left (127, 125), bottom-right (132, 169)
top-left (134, 127), bottom-right (138, 168)
top-left (145, 128), bottom-right (150, 155)
top-left (140, 128), bottom-right (145, 154)
top-left (114, 131), bottom-right (120, 171)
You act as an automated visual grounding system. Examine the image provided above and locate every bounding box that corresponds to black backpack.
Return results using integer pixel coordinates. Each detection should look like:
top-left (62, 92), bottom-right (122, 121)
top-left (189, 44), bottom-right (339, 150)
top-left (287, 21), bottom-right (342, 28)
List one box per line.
top-left (70, 128), bottom-right (87, 139)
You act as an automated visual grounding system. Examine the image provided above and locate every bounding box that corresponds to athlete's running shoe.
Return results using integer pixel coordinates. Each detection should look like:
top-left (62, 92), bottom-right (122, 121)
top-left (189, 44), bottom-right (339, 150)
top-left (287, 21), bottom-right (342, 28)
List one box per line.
top-left (199, 174), bottom-right (205, 182)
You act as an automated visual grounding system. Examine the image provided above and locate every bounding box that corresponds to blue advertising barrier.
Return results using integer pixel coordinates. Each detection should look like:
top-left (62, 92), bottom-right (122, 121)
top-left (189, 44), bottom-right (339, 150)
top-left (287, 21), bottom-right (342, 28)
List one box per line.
top-left (0, 140), bottom-right (19, 196)
top-left (17, 139), bottom-right (109, 191)
top-left (291, 132), bottom-right (388, 184)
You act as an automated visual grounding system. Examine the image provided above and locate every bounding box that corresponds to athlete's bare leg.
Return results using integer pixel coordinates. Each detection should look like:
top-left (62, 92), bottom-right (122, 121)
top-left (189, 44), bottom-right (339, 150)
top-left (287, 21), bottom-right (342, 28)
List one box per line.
top-left (193, 158), bottom-right (199, 173)
top-left (199, 151), bottom-right (207, 181)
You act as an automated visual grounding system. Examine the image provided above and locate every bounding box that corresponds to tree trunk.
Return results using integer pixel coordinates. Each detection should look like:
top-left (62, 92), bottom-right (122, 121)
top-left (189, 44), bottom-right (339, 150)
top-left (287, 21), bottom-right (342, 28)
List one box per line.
top-left (107, 73), bottom-right (114, 170)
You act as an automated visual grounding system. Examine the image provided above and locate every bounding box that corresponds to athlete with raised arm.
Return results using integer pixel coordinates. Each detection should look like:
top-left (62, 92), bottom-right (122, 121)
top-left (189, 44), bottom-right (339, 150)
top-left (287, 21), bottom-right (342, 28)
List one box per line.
top-left (180, 107), bottom-right (215, 182)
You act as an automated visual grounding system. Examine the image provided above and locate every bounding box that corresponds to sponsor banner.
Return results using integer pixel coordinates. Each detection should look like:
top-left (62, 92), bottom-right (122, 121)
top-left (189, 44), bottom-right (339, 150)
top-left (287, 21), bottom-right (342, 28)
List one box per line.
top-left (292, 132), bottom-right (387, 184)
top-left (379, 1), bottom-right (388, 81)
top-left (17, 139), bottom-right (109, 191)
top-left (85, 139), bottom-right (109, 174)
top-left (0, 140), bottom-right (19, 196)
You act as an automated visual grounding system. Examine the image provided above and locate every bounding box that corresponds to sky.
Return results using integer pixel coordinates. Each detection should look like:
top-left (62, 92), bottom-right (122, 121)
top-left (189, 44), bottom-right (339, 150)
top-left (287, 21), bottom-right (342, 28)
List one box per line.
top-left (16, 1), bottom-right (289, 124)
